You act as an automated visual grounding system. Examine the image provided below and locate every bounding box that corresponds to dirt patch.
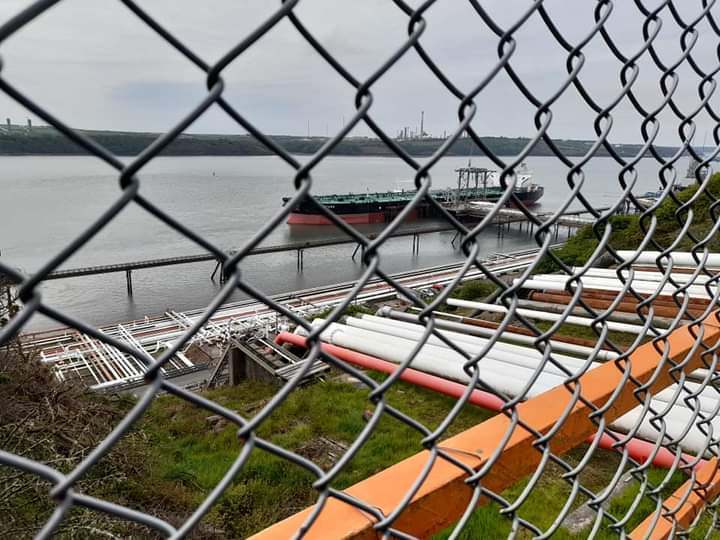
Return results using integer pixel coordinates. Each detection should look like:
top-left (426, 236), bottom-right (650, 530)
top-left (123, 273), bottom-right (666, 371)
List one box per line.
top-left (294, 437), bottom-right (348, 469)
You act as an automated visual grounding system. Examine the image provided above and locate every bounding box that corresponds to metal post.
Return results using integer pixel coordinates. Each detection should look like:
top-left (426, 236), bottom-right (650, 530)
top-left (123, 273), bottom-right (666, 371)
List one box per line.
top-left (126, 269), bottom-right (133, 296)
top-left (210, 260), bottom-right (221, 281)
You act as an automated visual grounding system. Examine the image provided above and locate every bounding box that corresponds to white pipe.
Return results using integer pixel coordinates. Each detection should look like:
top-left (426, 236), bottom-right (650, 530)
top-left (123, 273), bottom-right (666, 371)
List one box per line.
top-left (615, 407), bottom-right (718, 456)
top-left (574, 267), bottom-right (714, 285)
top-left (316, 321), bottom-right (718, 455)
top-left (524, 274), bottom-right (712, 297)
top-left (327, 321), bottom-right (571, 386)
top-left (359, 314), bottom-right (582, 364)
top-left (653, 382), bottom-right (720, 415)
top-left (356, 315), bottom-right (719, 415)
top-left (310, 321), bottom-right (562, 395)
top-left (516, 278), bottom-right (712, 301)
top-left (90, 376), bottom-right (142, 390)
top-left (446, 298), bottom-right (646, 335)
top-left (319, 319), bottom-right (712, 413)
top-left (527, 274), bottom-right (714, 297)
top-left (377, 309), bottom-right (619, 361)
top-left (348, 316), bottom-right (589, 377)
top-left (366, 315), bottom-right (596, 363)
top-left (617, 250), bottom-right (720, 267)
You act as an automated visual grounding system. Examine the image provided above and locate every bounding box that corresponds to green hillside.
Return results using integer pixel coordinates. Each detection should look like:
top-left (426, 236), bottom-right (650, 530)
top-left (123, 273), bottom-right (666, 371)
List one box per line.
top-left (538, 173), bottom-right (720, 273)
top-left (0, 124), bottom-right (679, 158)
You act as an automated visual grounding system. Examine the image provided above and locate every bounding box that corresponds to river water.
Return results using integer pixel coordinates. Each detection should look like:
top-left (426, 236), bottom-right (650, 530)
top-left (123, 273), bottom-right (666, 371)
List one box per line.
top-left (0, 154), bottom-right (669, 330)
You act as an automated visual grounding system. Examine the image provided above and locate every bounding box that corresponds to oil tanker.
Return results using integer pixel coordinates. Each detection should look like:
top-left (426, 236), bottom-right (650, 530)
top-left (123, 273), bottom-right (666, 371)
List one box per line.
top-left (282, 164), bottom-right (543, 225)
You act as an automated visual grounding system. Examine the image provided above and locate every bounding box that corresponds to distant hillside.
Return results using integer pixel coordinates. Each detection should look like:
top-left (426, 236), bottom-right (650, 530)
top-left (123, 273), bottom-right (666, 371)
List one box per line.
top-left (0, 124), bottom-right (679, 158)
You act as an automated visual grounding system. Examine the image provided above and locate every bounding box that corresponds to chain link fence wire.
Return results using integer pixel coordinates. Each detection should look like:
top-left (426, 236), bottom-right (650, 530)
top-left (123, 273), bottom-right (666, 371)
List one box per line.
top-left (3, 0), bottom-right (720, 537)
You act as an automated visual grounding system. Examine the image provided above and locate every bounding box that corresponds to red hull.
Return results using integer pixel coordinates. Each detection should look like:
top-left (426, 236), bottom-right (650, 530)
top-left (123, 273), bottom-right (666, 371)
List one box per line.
top-left (288, 209), bottom-right (418, 225)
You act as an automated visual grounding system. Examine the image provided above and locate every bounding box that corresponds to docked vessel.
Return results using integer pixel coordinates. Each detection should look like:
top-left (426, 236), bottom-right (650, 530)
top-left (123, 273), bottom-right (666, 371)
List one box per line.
top-left (283, 163), bottom-right (544, 225)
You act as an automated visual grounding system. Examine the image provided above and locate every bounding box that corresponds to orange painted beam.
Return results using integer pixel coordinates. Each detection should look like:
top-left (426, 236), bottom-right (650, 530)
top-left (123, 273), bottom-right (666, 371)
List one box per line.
top-left (250, 314), bottom-right (720, 540)
top-left (630, 458), bottom-right (720, 539)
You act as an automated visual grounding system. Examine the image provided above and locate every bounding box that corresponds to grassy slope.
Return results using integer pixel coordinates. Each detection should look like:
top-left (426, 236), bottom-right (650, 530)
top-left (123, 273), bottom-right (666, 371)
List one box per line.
top-left (538, 173), bottom-right (720, 274)
top-left (127, 377), bottom-right (493, 538)
top-left (122, 379), bottom-right (713, 539)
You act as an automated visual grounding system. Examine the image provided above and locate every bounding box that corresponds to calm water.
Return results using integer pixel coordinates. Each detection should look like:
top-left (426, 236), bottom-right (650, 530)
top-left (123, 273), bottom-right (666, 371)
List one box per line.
top-left (0, 154), bottom-right (667, 330)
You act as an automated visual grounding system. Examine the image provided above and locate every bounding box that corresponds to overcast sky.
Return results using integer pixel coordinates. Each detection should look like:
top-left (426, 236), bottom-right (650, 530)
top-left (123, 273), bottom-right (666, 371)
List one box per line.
top-left (0, 1), bottom-right (718, 147)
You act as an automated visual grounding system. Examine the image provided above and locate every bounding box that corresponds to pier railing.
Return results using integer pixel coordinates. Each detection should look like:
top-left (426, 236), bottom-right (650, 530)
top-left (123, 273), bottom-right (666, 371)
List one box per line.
top-left (2, 1), bottom-right (720, 539)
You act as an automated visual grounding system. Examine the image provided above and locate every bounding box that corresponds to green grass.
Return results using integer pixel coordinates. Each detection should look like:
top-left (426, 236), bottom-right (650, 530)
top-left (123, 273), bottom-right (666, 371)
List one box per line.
top-left (533, 320), bottom-right (644, 349)
top-left (434, 449), bottom-right (716, 539)
top-left (450, 279), bottom-right (498, 302)
top-left (537, 173), bottom-right (720, 274)
top-left (436, 278), bottom-right (498, 316)
top-left (116, 375), bottom-right (493, 538)
top-left (306, 302), bottom-right (375, 321)
top-left (119, 376), bottom-right (717, 539)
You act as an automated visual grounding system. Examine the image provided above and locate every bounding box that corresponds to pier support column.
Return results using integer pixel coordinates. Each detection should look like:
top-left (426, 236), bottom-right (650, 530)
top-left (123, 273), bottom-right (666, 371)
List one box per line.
top-left (412, 234), bottom-right (420, 255)
top-left (451, 231), bottom-right (460, 247)
top-left (297, 249), bottom-right (304, 271)
top-left (126, 269), bottom-right (133, 296)
top-left (211, 260), bottom-right (221, 281)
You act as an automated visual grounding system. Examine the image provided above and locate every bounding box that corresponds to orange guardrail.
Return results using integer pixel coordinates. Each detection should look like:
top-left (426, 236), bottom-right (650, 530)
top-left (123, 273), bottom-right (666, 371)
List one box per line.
top-left (250, 314), bottom-right (720, 539)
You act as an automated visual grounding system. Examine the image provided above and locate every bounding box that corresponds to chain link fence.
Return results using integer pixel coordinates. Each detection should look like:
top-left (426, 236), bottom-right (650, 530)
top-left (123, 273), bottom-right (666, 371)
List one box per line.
top-left (2, 0), bottom-right (720, 538)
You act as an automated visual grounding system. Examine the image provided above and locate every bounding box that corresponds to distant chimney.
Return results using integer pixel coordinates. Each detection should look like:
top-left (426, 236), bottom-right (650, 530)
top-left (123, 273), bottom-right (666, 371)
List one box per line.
top-left (420, 111), bottom-right (424, 138)
top-left (6, 118), bottom-right (10, 130)
top-left (26, 118), bottom-right (31, 130)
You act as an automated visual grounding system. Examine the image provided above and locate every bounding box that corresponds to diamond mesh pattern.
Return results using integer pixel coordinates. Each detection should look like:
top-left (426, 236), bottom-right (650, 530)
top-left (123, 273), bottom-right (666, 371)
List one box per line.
top-left (2, 1), bottom-right (720, 538)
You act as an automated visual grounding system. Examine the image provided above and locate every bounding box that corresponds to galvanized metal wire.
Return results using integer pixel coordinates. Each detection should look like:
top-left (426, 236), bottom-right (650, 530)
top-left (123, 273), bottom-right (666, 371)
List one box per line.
top-left (2, 0), bottom-right (720, 538)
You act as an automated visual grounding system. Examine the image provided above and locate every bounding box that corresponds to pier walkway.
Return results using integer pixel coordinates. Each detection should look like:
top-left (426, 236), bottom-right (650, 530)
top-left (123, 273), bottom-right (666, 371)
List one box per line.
top-left (41, 207), bottom-right (607, 295)
top-left (449, 203), bottom-right (612, 239)
top-left (43, 224), bottom-right (458, 292)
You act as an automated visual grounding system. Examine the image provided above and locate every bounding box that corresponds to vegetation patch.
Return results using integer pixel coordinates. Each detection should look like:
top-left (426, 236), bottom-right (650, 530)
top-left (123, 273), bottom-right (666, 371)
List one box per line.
top-left (306, 302), bottom-right (375, 321)
top-left (536, 173), bottom-right (720, 274)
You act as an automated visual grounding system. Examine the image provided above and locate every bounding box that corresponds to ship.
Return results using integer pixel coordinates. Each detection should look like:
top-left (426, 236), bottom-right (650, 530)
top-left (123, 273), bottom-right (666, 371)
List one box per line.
top-left (282, 163), bottom-right (544, 225)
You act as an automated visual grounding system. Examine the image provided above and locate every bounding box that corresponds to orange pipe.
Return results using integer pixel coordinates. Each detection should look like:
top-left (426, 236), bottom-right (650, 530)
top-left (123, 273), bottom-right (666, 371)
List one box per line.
top-left (573, 288), bottom-right (711, 307)
top-left (276, 332), bottom-right (699, 471)
top-left (529, 292), bottom-right (703, 319)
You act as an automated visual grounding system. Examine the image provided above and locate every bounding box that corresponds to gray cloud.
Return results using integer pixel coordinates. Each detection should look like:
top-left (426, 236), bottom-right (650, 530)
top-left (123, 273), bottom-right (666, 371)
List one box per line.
top-left (0, 0), bottom-right (717, 146)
